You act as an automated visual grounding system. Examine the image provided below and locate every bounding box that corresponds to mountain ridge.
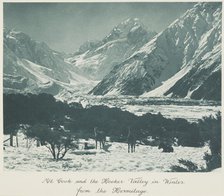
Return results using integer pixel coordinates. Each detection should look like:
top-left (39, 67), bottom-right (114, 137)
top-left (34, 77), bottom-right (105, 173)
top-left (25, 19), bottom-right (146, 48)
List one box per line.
top-left (3, 28), bottom-right (96, 95)
top-left (66, 17), bottom-right (157, 80)
top-left (3, 3), bottom-right (221, 101)
top-left (89, 2), bottom-right (221, 101)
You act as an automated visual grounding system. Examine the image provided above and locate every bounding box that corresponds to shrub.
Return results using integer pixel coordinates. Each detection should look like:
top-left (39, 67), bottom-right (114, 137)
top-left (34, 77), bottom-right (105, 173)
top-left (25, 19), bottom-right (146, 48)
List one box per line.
top-left (170, 159), bottom-right (200, 172)
top-left (25, 123), bottom-right (77, 160)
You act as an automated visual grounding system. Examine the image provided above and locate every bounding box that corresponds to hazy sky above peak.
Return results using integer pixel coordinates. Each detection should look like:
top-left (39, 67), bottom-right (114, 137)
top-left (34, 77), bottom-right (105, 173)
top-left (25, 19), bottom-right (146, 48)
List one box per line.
top-left (4, 2), bottom-right (195, 53)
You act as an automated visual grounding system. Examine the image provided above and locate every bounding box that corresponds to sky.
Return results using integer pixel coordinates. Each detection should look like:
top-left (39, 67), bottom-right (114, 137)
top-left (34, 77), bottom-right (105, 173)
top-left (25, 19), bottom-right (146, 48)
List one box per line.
top-left (4, 2), bottom-right (195, 53)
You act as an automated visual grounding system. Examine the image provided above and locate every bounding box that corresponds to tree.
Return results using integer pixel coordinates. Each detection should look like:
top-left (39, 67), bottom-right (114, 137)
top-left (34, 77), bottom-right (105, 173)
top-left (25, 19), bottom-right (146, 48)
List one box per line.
top-left (201, 113), bottom-right (221, 171)
top-left (25, 123), bottom-right (77, 160)
top-left (4, 124), bottom-right (21, 147)
top-left (171, 112), bottom-right (222, 172)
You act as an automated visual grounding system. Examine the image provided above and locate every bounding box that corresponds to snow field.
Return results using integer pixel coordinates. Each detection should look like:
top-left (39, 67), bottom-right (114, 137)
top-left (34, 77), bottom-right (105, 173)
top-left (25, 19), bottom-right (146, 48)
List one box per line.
top-left (124, 104), bottom-right (220, 122)
top-left (4, 133), bottom-right (209, 172)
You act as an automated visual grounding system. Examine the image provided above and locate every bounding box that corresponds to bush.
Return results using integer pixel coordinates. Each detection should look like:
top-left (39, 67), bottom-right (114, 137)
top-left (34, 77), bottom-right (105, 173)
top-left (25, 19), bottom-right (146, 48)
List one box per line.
top-left (171, 113), bottom-right (221, 172)
top-left (25, 123), bottom-right (77, 160)
top-left (4, 93), bottom-right (220, 148)
top-left (199, 113), bottom-right (221, 171)
top-left (170, 159), bottom-right (200, 172)
top-left (204, 153), bottom-right (221, 172)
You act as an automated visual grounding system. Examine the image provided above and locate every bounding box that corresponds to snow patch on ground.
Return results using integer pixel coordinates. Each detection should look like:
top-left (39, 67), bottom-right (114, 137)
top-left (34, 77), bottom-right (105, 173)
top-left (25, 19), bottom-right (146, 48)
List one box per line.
top-left (62, 95), bottom-right (220, 123)
top-left (4, 133), bottom-right (210, 172)
top-left (142, 66), bottom-right (191, 97)
top-left (124, 104), bottom-right (220, 122)
top-left (17, 59), bottom-right (52, 85)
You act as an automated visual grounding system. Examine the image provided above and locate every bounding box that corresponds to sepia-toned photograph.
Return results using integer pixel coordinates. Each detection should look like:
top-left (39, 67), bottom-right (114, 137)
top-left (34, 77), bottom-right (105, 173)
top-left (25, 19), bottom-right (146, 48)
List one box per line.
top-left (3, 1), bottom-right (221, 172)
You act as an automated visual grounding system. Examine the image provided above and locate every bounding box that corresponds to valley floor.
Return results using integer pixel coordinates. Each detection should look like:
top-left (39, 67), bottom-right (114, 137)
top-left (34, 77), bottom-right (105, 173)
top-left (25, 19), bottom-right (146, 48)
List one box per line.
top-left (62, 95), bottom-right (221, 122)
top-left (4, 133), bottom-right (210, 172)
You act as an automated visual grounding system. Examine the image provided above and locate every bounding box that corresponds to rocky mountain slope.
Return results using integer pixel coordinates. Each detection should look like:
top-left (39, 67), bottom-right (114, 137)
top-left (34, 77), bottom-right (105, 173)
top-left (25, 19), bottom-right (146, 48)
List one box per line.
top-left (66, 18), bottom-right (156, 80)
top-left (90, 2), bottom-right (221, 101)
top-left (3, 28), bottom-right (95, 95)
top-left (3, 3), bottom-right (221, 101)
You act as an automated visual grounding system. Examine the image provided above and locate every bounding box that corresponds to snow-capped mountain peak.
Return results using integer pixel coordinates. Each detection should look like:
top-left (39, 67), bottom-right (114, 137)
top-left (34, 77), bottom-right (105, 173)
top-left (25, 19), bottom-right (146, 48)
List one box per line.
top-left (3, 28), bottom-right (96, 95)
top-left (103, 17), bottom-right (144, 41)
top-left (4, 2), bottom-right (221, 101)
top-left (66, 18), bottom-right (157, 80)
top-left (89, 2), bottom-right (221, 101)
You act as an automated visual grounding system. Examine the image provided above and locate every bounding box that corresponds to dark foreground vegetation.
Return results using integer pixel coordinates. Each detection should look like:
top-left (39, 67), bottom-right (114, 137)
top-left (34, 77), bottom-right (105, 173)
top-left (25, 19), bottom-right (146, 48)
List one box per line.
top-left (3, 93), bottom-right (221, 170)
